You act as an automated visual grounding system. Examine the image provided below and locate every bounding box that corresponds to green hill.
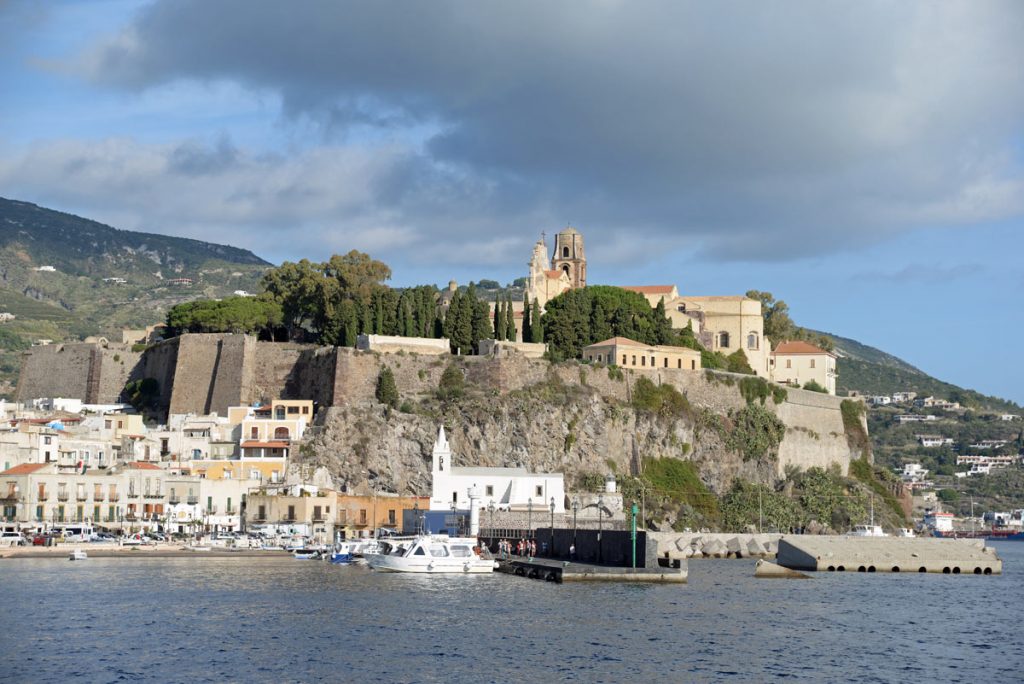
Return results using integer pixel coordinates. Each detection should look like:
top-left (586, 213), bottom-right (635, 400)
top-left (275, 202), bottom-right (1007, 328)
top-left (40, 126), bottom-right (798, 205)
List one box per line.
top-left (0, 197), bottom-right (273, 395)
top-left (811, 330), bottom-right (1020, 413)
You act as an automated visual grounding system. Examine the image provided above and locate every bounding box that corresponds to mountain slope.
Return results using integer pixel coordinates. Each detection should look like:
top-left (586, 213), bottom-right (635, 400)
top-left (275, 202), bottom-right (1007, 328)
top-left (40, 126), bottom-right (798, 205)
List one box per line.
top-left (0, 197), bottom-right (273, 396)
top-left (811, 329), bottom-right (1020, 413)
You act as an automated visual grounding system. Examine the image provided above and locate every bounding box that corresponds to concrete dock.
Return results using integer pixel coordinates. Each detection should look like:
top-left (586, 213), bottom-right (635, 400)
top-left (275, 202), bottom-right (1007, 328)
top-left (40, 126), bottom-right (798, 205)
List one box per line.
top-left (496, 556), bottom-right (687, 583)
top-left (775, 537), bottom-right (1002, 575)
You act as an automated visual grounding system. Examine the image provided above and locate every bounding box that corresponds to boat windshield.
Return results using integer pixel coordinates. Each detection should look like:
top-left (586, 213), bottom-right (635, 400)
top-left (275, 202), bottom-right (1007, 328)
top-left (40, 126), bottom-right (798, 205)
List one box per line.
top-left (450, 545), bottom-right (472, 558)
top-left (428, 543), bottom-right (449, 557)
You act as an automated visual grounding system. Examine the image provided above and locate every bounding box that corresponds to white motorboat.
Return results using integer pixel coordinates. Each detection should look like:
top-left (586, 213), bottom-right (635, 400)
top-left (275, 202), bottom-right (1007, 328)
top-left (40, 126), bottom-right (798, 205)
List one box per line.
top-left (365, 535), bottom-right (497, 574)
top-left (848, 524), bottom-right (888, 537)
top-left (895, 527), bottom-right (916, 538)
top-left (293, 549), bottom-right (322, 560)
top-left (68, 549), bottom-right (88, 561)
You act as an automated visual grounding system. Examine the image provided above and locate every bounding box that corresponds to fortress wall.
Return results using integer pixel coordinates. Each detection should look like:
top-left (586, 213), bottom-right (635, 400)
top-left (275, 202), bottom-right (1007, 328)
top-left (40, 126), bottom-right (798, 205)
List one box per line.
top-left (774, 387), bottom-right (855, 476)
top-left (167, 333), bottom-right (251, 416)
top-left (207, 334), bottom-right (253, 416)
top-left (136, 338), bottom-right (180, 411)
top-left (95, 347), bottom-right (142, 403)
top-left (332, 348), bottom-right (381, 404)
top-left (15, 343), bottom-right (94, 402)
top-left (251, 342), bottom-right (338, 408)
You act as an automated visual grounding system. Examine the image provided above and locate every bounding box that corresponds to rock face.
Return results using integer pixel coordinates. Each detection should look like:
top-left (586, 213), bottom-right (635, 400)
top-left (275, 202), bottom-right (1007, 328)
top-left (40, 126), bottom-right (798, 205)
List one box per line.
top-left (297, 357), bottom-right (864, 502)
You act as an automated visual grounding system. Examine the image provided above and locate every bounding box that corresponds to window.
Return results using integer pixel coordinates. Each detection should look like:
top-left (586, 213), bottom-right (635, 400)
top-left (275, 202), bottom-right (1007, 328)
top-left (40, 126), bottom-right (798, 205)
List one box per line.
top-left (104, 420), bottom-right (112, 429)
top-left (650, 356), bottom-right (655, 367)
top-left (622, 354), bottom-right (627, 365)
top-left (677, 359), bottom-right (682, 369)
top-left (535, 485), bottom-right (543, 497)
top-left (250, 427), bottom-right (258, 439)
top-left (287, 504), bottom-right (296, 520)
top-left (117, 421), bottom-right (123, 429)
top-left (641, 356), bottom-right (646, 366)
top-left (719, 332), bottom-right (730, 348)
top-left (452, 491), bottom-right (458, 503)
top-left (36, 505), bottom-right (43, 521)
top-left (631, 355), bottom-right (636, 365)
top-left (664, 358), bottom-right (668, 368)
top-left (562, 264), bottom-right (570, 276)
top-left (313, 506), bottom-right (322, 520)
top-left (258, 505), bottom-right (266, 519)
top-left (358, 509), bottom-right (367, 525)
top-left (274, 427), bottom-right (290, 440)
top-left (302, 406), bottom-right (309, 415)
top-left (93, 505), bottom-right (100, 521)
top-left (786, 359), bottom-right (792, 369)
top-left (288, 406), bottom-right (299, 414)
top-left (414, 546), bottom-right (426, 556)
top-left (562, 246), bottom-right (569, 258)
top-left (207, 496), bottom-right (212, 511)
top-left (226, 497), bottom-right (233, 513)
top-left (747, 333), bottom-right (759, 350)
top-left (810, 359), bottom-right (816, 369)
top-left (388, 509), bottom-right (396, 525)
top-left (44, 436), bottom-right (52, 445)
top-left (691, 360), bottom-right (696, 370)
top-left (485, 485), bottom-right (494, 496)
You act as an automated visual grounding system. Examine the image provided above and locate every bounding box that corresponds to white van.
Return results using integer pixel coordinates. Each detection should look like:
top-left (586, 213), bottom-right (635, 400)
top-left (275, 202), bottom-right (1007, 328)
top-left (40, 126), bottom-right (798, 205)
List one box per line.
top-left (0, 530), bottom-right (24, 547)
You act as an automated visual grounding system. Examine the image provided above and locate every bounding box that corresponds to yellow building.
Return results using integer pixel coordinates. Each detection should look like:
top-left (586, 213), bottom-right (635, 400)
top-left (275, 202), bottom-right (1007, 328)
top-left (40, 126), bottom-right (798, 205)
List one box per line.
top-left (582, 337), bottom-right (702, 371)
top-left (677, 296), bottom-right (769, 377)
top-left (769, 341), bottom-right (838, 395)
top-left (335, 493), bottom-right (429, 540)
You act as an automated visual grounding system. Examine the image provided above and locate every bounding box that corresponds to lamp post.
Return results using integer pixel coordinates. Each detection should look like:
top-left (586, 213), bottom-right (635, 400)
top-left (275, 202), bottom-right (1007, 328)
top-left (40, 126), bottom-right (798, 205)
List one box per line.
top-left (527, 497), bottom-right (533, 540)
top-left (549, 497), bottom-right (556, 556)
top-left (597, 494), bottom-right (604, 564)
top-left (487, 500), bottom-right (495, 541)
top-left (450, 500), bottom-right (457, 536)
top-left (412, 500), bottom-right (419, 534)
top-left (571, 498), bottom-right (579, 556)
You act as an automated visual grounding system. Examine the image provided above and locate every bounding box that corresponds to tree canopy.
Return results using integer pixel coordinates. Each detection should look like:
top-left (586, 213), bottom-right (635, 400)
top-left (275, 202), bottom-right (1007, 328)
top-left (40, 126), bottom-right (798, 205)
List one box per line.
top-left (165, 296), bottom-right (283, 338)
top-left (540, 286), bottom-right (684, 359)
top-left (746, 290), bottom-right (834, 351)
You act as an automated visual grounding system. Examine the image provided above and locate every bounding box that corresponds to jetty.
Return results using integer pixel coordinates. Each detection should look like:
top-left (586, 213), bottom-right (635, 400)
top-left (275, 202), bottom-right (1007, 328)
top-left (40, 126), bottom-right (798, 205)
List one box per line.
top-left (775, 536), bottom-right (1002, 575)
top-left (496, 556), bottom-right (687, 583)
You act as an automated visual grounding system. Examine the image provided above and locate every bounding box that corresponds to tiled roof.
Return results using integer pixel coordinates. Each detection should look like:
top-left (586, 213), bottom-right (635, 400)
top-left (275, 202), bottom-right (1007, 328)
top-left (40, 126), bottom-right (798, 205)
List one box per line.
top-left (126, 461), bottom-right (162, 470)
top-left (241, 441), bottom-right (290, 449)
top-left (621, 285), bottom-right (676, 295)
top-left (772, 341), bottom-right (834, 356)
top-left (544, 270), bottom-right (567, 279)
top-left (0, 462), bottom-right (51, 475)
top-left (586, 337), bottom-right (700, 354)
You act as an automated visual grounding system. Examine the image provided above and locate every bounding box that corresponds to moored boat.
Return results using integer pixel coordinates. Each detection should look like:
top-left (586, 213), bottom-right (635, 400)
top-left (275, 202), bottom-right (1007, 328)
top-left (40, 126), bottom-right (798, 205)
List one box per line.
top-left (365, 534), bottom-right (496, 573)
top-left (68, 549), bottom-right (88, 561)
top-left (293, 549), bottom-right (322, 560)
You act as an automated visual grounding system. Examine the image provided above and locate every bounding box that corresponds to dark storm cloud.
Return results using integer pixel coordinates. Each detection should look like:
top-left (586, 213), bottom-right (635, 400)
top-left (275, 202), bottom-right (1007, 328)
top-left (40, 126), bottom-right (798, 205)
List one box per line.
top-left (66, 1), bottom-right (1024, 262)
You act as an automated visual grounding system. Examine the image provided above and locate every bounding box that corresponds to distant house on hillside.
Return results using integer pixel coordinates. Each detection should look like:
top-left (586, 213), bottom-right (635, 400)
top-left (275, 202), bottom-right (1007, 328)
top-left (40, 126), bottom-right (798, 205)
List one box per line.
top-left (582, 336), bottom-right (701, 371)
top-left (0, 312), bottom-right (15, 323)
top-left (33, 265), bottom-right (56, 272)
top-left (769, 341), bottom-right (837, 395)
top-left (167, 278), bottom-right (193, 286)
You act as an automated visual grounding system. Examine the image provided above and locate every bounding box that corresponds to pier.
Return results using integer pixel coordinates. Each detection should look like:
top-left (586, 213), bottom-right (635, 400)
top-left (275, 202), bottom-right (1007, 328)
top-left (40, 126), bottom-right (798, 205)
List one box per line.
top-left (775, 536), bottom-right (1003, 575)
top-left (495, 556), bottom-right (687, 583)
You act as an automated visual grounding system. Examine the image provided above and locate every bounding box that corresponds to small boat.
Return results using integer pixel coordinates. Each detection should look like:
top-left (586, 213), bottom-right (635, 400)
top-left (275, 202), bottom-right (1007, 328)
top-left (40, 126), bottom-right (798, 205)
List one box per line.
top-left (329, 541), bottom-right (357, 565)
top-left (365, 534), bottom-right (497, 574)
top-left (895, 528), bottom-right (916, 538)
top-left (293, 549), bottom-right (321, 560)
top-left (848, 524), bottom-right (888, 537)
top-left (68, 549), bottom-right (88, 561)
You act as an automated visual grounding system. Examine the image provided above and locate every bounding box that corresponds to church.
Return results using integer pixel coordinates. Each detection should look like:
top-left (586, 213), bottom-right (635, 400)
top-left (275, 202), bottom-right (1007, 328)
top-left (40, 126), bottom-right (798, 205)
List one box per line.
top-left (428, 426), bottom-right (566, 513)
top-left (525, 226), bottom-right (586, 310)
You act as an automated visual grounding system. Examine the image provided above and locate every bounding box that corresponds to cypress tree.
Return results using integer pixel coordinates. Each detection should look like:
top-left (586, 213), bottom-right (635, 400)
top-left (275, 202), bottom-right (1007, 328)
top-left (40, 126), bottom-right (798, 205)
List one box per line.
top-left (530, 299), bottom-right (543, 343)
top-left (494, 299), bottom-right (505, 341)
top-left (504, 294), bottom-right (516, 341)
top-left (376, 366), bottom-right (399, 408)
top-left (521, 293), bottom-right (532, 342)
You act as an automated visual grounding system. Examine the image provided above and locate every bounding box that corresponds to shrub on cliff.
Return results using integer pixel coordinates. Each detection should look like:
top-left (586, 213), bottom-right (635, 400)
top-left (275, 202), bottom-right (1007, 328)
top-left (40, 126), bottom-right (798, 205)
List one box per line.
top-left (725, 349), bottom-right (755, 375)
top-left (436, 364), bottom-right (464, 401)
top-left (722, 403), bottom-right (786, 461)
top-left (632, 377), bottom-right (692, 420)
top-left (802, 379), bottom-right (828, 393)
top-left (840, 399), bottom-right (870, 457)
top-left (375, 366), bottom-right (399, 408)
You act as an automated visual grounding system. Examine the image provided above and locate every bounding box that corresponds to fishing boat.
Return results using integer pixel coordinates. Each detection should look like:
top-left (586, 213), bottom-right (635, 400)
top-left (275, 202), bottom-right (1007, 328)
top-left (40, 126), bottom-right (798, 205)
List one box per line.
top-left (364, 534), bottom-right (496, 574)
top-left (68, 549), bottom-right (88, 561)
top-left (293, 549), bottom-right (322, 560)
top-left (895, 528), bottom-right (916, 538)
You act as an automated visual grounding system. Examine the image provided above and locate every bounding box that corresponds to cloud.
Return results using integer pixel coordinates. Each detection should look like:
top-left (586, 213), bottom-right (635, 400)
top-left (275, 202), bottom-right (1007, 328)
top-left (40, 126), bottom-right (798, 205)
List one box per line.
top-left (40, 1), bottom-right (1024, 264)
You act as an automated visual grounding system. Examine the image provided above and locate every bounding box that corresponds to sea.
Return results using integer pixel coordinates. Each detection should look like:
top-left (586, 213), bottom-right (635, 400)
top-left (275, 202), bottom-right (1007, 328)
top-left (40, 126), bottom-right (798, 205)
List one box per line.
top-left (2, 543), bottom-right (1023, 683)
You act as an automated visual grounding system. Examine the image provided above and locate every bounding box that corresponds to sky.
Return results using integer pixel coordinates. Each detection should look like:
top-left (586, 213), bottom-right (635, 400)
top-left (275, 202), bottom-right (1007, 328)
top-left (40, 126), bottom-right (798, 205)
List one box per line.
top-left (1, 1), bottom-right (1022, 404)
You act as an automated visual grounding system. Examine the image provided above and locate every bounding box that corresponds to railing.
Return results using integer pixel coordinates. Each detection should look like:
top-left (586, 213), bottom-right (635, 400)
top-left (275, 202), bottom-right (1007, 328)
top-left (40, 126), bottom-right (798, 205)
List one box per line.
top-left (37, 492), bottom-right (48, 502)
top-left (94, 493), bottom-right (105, 502)
top-left (187, 496), bottom-right (198, 505)
top-left (57, 492), bottom-right (69, 502)
top-left (110, 493), bottom-right (120, 502)
top-left (168, 497), bottom-right (181, 505)
top-left (127, 492), bottom-right (138, 499)
top-left (312, 515), bottom-right (326, 522)
top-left (144, 493), bottom-right (163, 499)
top-left (76, 494), bottom-right (88, 502)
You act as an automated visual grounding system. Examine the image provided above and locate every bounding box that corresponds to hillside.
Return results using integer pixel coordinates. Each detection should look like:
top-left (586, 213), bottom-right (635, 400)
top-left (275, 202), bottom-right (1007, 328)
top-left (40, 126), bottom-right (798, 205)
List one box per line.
top-left (0, 197), bottom-right (272, 395)
top-left (811, 330), bottom-right (1020, 413)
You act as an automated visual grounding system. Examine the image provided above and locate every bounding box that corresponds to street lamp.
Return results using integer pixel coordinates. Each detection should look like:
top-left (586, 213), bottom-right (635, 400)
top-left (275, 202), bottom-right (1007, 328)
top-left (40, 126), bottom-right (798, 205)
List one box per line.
top-left (597, 494), bottom-right (605, 564)
top-left (571, 498), bottom-right (579, 556)
top-left (487, 500), bottom-right (495, 541)
top-left (450, 500), bottom-right (457, 536)
top-left (549, 497), bottom-right (556, 556)
top-left (412, 500), bottom-right (420, 534)
top-left (527, 497), bottom-right (533, 540)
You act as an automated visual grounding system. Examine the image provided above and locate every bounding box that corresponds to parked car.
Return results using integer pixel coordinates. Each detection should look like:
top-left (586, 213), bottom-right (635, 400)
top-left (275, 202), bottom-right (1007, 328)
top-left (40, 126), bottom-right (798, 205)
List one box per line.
top-left (0, 531), bottom-right (25, 547)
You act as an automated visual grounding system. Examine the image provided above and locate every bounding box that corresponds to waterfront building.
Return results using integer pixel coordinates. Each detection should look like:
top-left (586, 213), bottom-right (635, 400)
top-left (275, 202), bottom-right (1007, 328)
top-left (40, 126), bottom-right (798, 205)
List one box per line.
top-left (428, 426), bottom-right (565, 512)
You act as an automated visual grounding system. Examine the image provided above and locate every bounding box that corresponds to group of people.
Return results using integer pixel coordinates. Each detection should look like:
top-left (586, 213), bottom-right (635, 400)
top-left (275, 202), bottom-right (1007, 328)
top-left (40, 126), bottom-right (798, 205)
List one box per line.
top-left (497, 538), bottom-right (538, 558)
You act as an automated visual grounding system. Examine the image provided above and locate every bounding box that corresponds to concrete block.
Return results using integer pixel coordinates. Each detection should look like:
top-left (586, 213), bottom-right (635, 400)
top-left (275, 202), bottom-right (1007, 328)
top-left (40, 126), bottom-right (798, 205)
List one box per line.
top-left (755, 559), bottom-right (811, 579)
top-left (776, 536), bottom-right (1002, 575)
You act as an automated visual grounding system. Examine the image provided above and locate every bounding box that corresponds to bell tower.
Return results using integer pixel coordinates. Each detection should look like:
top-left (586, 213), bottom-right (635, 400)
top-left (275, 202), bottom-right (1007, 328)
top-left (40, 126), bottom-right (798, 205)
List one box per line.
top-left (551, 227), bottom-right (586, 289)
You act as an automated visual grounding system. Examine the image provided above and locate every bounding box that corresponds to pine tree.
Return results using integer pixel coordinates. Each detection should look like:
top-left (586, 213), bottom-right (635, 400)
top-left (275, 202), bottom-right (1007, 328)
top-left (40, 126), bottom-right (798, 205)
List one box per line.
top-left (524, 290), bottom-right (532, 342)
top-left (654, 297), bottom-right (674, 345)
top-left (530, 299), bottom-right (543, 343)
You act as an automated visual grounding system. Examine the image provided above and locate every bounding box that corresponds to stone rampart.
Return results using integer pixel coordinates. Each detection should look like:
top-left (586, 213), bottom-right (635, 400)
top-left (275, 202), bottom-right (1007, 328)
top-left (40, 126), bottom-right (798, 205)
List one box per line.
top-left (16, 342), bottom-right (138, 404)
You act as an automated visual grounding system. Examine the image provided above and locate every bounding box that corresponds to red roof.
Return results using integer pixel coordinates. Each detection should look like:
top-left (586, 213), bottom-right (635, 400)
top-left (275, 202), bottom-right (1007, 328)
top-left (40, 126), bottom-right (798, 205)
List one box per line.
top-left (126, 461), bottom-right (162, 470)
top-left (772, 341), bottom-right (834, 356)
top-left (544, 270), bottom-right (566, 279)
top-left (622, 285), bottom-right (676, 295)
top-left (241, 441), bottom-right (290, 449)
top-left (0, 462), bottom-right (50, 476)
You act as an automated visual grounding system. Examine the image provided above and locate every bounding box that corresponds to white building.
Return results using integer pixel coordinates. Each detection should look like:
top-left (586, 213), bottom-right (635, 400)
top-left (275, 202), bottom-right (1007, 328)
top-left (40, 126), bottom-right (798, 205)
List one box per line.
top-left (915, 435), bottom-right (954, 448)
top-left (869, 396), bottom-right (892, 406)
top-left (428, 426), bottom-right (565, 512)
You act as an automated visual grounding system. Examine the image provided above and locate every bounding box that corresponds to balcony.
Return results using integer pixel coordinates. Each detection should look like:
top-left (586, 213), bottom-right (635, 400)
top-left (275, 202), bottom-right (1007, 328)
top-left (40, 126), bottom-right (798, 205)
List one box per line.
top-left (312, 515), bottom-right (326, 522)
top-left (187, 496), bottom-right (199, 505)
top-left (127, 492), bottom-right (139, 499)
top-left (168, 496), bottom-right (181, 505)
top-left (57, 492), bottom-right (69, 502)
top-left (144, 493), bottom-right (163, 500)
top-left (109, 493), bottom-right (120, 502)
top-left (37, 492), bottom-right (49, 502)
top-left (94, 494), bottom-right (105, 502)
top-left (76, 494), bottom-right (88, 502)
top-left (1, 493), bottom-right (22, 503)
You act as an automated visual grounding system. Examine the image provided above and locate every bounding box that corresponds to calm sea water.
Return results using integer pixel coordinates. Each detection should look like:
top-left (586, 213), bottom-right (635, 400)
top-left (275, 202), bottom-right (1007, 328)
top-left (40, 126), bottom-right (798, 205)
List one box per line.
top-left (2, 543), bottom-right (1023, 683)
